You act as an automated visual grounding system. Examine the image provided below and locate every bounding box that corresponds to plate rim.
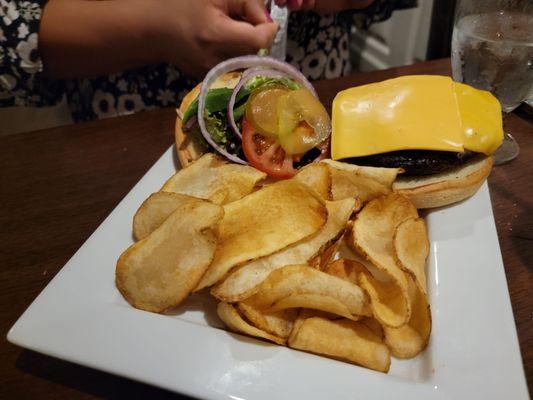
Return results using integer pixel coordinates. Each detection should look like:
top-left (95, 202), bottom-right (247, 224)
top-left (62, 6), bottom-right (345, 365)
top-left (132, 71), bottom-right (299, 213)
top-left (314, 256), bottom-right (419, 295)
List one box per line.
top-left (7, 147), bottom-right (529, 400)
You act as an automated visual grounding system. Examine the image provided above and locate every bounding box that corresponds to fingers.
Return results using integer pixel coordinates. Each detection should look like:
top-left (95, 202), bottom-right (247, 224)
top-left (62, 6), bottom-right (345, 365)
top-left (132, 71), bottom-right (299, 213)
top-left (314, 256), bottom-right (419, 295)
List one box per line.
top-left (287, 0), bottom-right (303, 10)
top-left (300, 0), bottom-right (316, 10)
top-left (228, 0), bottom-right (271, 24)
top-left (194, 0), bottom-right (278, 72)
top-left (219, 18), bottom-right (278, 52)
top-left (251, 21), bottom-right (279, 48)
top-left (243, 0), bottom-right (272, 24)
top-left (275, 0), bottom-right (315, 11)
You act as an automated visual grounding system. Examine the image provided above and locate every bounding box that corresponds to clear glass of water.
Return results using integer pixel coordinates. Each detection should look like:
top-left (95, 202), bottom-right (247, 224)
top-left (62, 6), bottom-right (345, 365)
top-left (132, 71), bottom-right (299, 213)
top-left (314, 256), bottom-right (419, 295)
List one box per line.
top-left (451, 0), bottom-right (533, 164)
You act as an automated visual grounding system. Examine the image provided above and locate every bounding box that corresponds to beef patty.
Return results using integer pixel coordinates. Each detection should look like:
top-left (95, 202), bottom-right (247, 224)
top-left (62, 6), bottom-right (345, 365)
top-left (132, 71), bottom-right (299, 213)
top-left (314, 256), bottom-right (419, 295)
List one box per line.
top-left (342, 150), bottom-right (477, 176)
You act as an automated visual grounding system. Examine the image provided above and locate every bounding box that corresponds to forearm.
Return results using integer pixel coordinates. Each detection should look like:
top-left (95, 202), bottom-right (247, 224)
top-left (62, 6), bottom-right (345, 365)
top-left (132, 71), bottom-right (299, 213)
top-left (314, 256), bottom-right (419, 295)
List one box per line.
top-left (39, 0), bottom-right (164, 78)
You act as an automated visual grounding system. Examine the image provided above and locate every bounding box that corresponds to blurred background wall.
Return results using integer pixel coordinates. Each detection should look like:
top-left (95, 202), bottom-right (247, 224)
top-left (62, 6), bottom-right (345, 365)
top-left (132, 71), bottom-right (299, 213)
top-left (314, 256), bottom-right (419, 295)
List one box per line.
top-left (351, 0), bottom-right (434, 71)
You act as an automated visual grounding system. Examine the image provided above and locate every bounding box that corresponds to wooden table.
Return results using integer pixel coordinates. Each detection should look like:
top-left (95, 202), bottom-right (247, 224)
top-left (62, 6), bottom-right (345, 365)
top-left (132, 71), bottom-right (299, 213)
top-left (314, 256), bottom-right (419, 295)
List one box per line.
top-left (1, 59), bottom-right (531, 399)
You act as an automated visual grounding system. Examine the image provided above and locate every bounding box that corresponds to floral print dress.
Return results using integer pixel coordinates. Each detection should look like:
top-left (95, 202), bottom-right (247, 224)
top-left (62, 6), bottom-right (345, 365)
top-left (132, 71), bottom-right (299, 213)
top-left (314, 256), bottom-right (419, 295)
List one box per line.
top-left (0, 0), bottom-right (416, 122)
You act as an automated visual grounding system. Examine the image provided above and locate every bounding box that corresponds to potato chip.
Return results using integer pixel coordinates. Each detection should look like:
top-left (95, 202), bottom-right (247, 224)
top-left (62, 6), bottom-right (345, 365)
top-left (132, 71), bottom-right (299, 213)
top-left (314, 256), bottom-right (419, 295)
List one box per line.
top-left (296, 308), bottom-right (339, 322)
top-left (324, 259), bottom-right (401, 332)
top-left (289, 310), bottom-right (310, 339)
top-left (350, 194), bottom-right (418, 327)
top-left (217, 302), bottom-right (285, 345)
top-left (383, 277), bottom-right (431, 358)
top-left (361, 317), bottom-right (384, 339)
top-left (394, 217), bottom-right (429, 293)
top-left (329, 167), bottom-right (391, 203)
top-left (161, 153), bottom-right (266, 205)
top-left (337, 235), bottom-right (391, 281)
top-left (288, 317), bottom-right (391, 373)
top-left (211, 199), bottom-right (356, 302)
top-left (247, 265), bottom-right (371, 319)
top-left (269, 294), bottom-right (363, 321)
top-left (293, 163), bottom-right (331, 200)
top-left (133, 192), bottom-right (204, 240)
top-left (307, 255), bottom-right (321, 269)
top-left (196, 180), bottom-right (327, 290)
top-left (324, 258), bottom-right (367, 282)
top-left (289, 308), bottom-right (341, 342)
top-left (321, 159), bottom-right (402, 186)
top-left (308, 236), bottom-right (340, 270)
top-left (116, 200), bottom-right (223, 313)
top-left (237, 302), bottom-right (297, 338)
top-left (358, 272), bottom-right (410, 329)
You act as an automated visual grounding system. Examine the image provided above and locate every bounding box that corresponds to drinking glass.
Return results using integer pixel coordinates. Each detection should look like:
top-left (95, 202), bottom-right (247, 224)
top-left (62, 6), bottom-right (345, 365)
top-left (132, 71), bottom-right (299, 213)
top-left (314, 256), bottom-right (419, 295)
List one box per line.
top-left (451, 0), bottom-right (533, 164)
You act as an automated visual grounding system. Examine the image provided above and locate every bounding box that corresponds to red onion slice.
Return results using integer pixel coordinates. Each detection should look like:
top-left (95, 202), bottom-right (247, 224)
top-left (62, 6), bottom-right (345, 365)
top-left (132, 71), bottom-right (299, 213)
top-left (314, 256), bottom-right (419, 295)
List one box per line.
top-left (182, 114), bottom-right (197, 132)
top-left (198, 56), bottom-right (318, 164)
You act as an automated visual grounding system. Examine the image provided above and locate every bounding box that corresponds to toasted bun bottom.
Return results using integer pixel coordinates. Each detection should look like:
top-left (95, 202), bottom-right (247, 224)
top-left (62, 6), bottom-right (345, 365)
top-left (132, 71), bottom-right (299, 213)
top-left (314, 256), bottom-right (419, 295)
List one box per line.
top-left (175, 72), bottom-right (242, 168)
top-left (392, 156), bottom-right (493, 209)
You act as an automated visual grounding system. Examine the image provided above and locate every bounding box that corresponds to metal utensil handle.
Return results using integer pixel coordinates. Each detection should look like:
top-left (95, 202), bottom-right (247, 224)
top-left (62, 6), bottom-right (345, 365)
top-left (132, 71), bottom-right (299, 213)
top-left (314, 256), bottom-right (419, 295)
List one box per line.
top-left (268, 3), bottom-right (289, 61)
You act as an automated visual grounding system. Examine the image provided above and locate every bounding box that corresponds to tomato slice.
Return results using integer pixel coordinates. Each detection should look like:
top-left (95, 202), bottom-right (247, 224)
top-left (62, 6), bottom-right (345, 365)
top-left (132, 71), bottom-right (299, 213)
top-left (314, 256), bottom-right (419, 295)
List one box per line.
top-left (242, 117), bottom-right (297, 179)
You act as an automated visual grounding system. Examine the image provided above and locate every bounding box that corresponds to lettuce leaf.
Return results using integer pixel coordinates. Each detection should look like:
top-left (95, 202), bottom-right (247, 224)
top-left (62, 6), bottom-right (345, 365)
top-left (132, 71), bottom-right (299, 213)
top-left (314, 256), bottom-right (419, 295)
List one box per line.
top-left (182, 76), bottom-right (300, 125)
top-left (182, 75), bottom-right (301, 150)
top-left (182, 88), bottom-right (251, 124)
top-left (204, 112), bottom-right (229, 144)
top-left (244, 76), bottom-right (300, 92)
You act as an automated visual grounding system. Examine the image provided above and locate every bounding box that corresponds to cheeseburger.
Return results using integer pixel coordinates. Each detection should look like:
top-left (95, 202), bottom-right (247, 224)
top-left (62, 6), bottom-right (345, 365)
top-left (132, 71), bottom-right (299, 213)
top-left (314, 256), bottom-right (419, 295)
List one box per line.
top-left (176, 57), bottom-right (503, 208)
top-left (332, 75), bottom-right (503, 208)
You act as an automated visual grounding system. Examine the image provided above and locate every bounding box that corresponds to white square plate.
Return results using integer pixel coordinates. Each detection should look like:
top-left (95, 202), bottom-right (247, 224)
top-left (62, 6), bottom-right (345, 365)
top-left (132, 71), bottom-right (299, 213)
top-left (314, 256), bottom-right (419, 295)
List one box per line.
top-left (8, 147), bottom-right (528, 400)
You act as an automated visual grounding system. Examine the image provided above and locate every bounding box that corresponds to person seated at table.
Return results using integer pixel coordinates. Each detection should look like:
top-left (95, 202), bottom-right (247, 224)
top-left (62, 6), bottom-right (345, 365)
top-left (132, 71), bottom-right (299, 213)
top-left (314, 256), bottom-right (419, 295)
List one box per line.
top-left (0, 0), bottom-right (416, 122)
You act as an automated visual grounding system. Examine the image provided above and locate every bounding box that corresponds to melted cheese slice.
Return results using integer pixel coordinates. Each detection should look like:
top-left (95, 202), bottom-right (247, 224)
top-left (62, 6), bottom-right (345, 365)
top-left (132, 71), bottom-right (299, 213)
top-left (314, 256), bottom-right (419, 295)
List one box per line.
top-left (454, 82), bottom-right (503, 155)
top-left (332, 75), bottom-right (503, 160)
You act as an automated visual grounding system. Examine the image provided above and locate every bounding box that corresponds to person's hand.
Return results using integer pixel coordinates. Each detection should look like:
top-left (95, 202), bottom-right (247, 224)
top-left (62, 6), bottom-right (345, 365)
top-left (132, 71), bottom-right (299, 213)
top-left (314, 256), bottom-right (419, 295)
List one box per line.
top-left (40, 0), bottom-right (277, 79)
top-left (274, 0), bottom-right (374, 13)
top-left (152, 0), bottom-right (279, 77)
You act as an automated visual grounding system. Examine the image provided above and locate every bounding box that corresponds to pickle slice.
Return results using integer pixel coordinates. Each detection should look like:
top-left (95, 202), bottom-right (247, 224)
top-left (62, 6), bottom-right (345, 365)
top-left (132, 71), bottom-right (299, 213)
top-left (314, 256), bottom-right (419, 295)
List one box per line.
top-left (245, 87), bottom-right (289, 138)
top-left (277, 89), bottom-right (331, 155)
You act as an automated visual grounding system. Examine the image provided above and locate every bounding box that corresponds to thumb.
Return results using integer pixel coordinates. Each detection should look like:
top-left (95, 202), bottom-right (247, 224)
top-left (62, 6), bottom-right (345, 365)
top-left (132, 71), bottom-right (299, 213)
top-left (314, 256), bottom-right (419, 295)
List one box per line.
top-left (250, 21), bottom-right (279, 49)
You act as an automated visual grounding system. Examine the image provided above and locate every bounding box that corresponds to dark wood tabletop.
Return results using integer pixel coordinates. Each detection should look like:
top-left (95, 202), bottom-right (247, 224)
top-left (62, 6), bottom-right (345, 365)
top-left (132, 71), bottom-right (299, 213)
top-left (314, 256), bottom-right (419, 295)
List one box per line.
top-left (1, 59), bottom-right (531, 399)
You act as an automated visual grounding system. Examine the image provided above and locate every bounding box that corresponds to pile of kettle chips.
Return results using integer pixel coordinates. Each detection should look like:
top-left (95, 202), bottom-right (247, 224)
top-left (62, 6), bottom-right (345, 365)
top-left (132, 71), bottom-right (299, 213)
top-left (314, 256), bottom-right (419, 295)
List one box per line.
top-left (116, 153), bottom-right (432, 373)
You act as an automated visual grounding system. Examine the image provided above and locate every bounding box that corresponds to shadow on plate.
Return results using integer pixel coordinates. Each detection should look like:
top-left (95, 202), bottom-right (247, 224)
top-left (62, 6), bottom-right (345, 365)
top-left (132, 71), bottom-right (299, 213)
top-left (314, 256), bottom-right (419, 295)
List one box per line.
top-left (172, 144), bottom-right (182, 171)
top-left (166, 290), bottom-right (224, 328)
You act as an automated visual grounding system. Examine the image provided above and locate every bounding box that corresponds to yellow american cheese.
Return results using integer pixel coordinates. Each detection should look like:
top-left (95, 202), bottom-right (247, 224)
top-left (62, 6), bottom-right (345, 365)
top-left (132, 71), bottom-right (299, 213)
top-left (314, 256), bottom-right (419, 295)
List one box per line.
top-left (454, 82), bottom-right (503, 155)
top-left (331, 75), bottom-right (503, 160)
